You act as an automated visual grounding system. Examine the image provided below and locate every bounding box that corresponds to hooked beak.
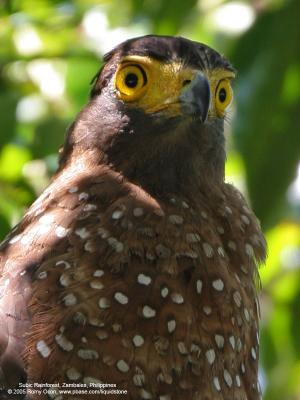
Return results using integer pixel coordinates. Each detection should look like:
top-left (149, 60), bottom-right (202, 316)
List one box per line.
top-left (179, 72), bottom-right (211, 123)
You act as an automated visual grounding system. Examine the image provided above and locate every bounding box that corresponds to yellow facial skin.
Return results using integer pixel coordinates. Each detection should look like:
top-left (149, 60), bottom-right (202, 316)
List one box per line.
top-left (114, 55), bottom-right (235, 118)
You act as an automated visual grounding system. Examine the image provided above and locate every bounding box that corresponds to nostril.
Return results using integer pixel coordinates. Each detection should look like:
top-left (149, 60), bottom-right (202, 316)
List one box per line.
top-left (182, 79), bottom-right (192, 87)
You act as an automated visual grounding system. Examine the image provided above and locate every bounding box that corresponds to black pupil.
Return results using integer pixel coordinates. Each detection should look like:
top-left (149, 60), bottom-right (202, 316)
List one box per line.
top-left (125, 73), bottom-right (139, 88)
top-left (219, 88), bottom-right (227, 103)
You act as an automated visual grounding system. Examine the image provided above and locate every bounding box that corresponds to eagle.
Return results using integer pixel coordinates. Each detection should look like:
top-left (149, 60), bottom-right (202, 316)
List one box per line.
top-left (0, 35), bottom-right (266, 400)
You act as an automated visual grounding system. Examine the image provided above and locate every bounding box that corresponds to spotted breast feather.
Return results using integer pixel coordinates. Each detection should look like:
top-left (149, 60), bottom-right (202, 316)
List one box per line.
top-left (0, 149), bottom-right (265, 400)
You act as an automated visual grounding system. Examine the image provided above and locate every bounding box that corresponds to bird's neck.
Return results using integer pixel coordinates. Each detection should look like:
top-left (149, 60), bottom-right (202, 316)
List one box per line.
top-left (107, 140), bottom-right (225, 199)
top-left (60, 103), bottom-right (226, 201)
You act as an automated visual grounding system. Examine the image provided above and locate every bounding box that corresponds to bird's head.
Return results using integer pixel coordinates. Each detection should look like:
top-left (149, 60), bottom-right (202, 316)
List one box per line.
top-left (63, 35), bottom-right (235, 195)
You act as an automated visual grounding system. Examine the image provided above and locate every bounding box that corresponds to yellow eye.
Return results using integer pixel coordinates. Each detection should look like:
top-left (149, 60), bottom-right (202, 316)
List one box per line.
top-left (115, 64), bottom-right (148, 101)
top-left (215, 79), bottom-right (233, 115)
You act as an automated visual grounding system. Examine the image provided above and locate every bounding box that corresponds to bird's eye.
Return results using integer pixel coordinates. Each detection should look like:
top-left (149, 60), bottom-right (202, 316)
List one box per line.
top-left (215, 79), bottom-right (233, 115)
top-left (115, 64), bottom-right (148, 101)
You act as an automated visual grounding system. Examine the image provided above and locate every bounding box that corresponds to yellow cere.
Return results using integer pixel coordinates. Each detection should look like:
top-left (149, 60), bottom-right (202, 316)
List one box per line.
top-left (115, 55), bottom-right (235, 117)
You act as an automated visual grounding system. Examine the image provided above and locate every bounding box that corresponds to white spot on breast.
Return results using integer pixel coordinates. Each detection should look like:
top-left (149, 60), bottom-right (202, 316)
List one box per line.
top-left (206, 349), bottom-right (216, 364)
top-left (186, 233), bottom-right (201, 243)
top-left (182, 201), bottom-right (189, 208)
top-left (245, 243), bottom-right (254, 257)
top-left (107, 237), bottom-right (124, 253)
top-left (236, 374), bottom-right (241, 387)
top-left (98, 297), bottom-right (110, 309)
top-left (171, 293), bottom-right (184, 304)
top-left (229, 335), bottom-right (236, 350)
top-left (75, 227), bottom-right (90, 239)
top-left (63, 293), bottom-right (77, 306)
top-left (133, 373), bottom-right (145, 387)
top-left (215, 334), bottom-right (224, 349)
top-left (84, 240), bottom-right (95, 253)
top-left (83, 204), bottom-right (97, 211)
top-left (161, 286), bottom-right (169, 298)
top-left (212, 279), bottom-right (224, 291)
top-left (177, 342), bottom-right (188, 355)
top-left (196, 280), bottom-right (203, 294)
top-left (169, 214), bottom-right (184, 225)
top-left (225, 206), bottom-right (233, 214)
top-left (90, 280), bottom-right (104, 290)
top-left (98, 227), bottom-right (110, 238)
top-left (228, 241), bottom-right (237, 251)
top-left (112, 209), bottom-right (124, 220)
top-left (190, 343), bottom-right (201, 357)
top-left (133, 207), bottom-right (144, 217)
top-left (59, 273), bottom-right (71, 287)
top-left (55, 333), bottom-right (74, 352)
top-left (36, 340), bottom-right (51, 358)
top-left (93, 269), bottom-right (104, 277)
top-left (159, 395), bottom-right (171, 400)
top-left (217, 246), bottom-right (226, 257)
top-left (66, 367), bottom-right (81, 380)
top-left (233, 291), bottom-right (242, 307)
top-left (142, 305), bottom-right (156, 318)
top-left (241, 214), bottom-right (250, 225)
top-left (167, 319), bottom-right (176, 333)
top-left (77, 349), bottom-right (99, 360)
top-left (55, 226), bottom-right (68, 238)
top-left (79, 192), bottom-right (89, 201)
top-left (37, 271), bottom-right (47, 280)
top-left (56, 260), bottom-right (71, 269)
top-left (203, 243), bottom-right (214, 258)
top-left (117, 359), bottom-right (130, 373)
top-left (213, 376), bottom-right (221, 391)
top-left (177, 250), bottom-right (198, 259)
top-left (203, 306), bottom-right (212, 315)
top-left (83, 377), bottom-right (102, 385)
top-left (68, 186), bottom-right (78, 193)
top-left (96, 330), bottom-right (108, 340)
top-left (137, 273), bottom-right (152, 286)
top-left (217, 226), bottom-right (224, 234)
top-left (133, 335), bottom-right (144, 347)
top-left (244, 307), bottom-right (250, 321)
top-left (224, 369), bottom-right (233, 387)
top-left (237, 338), bottom-right (242, 352)
top-left (241, 264), bottom-right (248, 274)
top-left (251, 347), bottom-right (257, 360)
top-left (112, 323), bottom-right (122, 332)
top-left (140, 388), bottom-right (152, 399)
top-left (114, 292), bottom-right (128, 305)
top-left (89, 317), bottom-right (104, 327)
top-left (241, 362), bottom-right (246, 373)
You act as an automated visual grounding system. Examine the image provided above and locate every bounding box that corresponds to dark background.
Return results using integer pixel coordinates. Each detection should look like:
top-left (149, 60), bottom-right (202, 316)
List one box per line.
top-left (0, 0), bottom-right (300, 398)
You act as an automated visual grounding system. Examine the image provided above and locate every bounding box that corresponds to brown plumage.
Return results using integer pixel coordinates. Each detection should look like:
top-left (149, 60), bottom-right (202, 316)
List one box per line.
top-left (0, 35), bottom-right (266, 400)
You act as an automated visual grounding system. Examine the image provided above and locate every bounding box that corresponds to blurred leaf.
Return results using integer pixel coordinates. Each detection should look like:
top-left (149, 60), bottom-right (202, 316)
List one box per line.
top-left (0, 143), bottom-right (31, 181)
top-left (232, 0), bottom-right (300, 230)
top-left (66, 56), bottom-right (100, 110)
top-left (0, 91), bottom-right (18, 148)
top-left (131, 0), bottom-right (198, 34)
top-left (31, 117), bottom-right (69, 158)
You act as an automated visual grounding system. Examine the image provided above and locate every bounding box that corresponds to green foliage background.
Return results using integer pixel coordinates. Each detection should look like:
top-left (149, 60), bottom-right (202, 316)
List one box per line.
top-left (0, 0), bottom-right (300, 398)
